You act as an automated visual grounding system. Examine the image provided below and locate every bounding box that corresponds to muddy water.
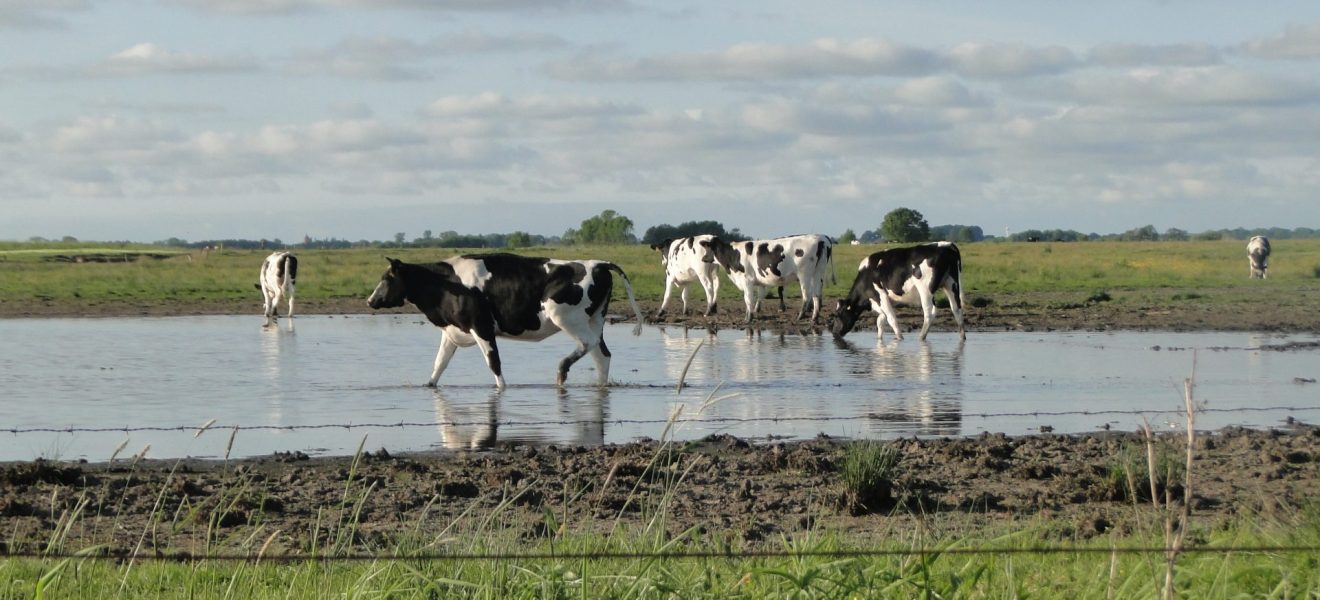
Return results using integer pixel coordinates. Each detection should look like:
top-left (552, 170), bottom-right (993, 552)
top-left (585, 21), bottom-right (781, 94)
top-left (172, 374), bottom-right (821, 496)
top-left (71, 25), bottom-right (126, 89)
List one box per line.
top-left (0, 316), bottom-right (1315, 461)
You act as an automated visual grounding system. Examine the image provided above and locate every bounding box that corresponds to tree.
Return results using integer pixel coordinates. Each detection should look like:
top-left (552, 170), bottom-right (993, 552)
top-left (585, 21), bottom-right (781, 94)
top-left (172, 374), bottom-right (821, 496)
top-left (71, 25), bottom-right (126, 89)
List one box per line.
top-left (838, 229), bottom-right (857, 244)
top-left (1164, 228), bottom-right (1189, 241)
top-left (641, 220), bottom-right (747, 245)
top-left (880, 208), bottom-right (930, 243)
top-left (393, 232), bottom-right (406, 245)
top-left (506, 231), bottom-right (532, 248)
top-left (570, 209), bottom-right (635, 244)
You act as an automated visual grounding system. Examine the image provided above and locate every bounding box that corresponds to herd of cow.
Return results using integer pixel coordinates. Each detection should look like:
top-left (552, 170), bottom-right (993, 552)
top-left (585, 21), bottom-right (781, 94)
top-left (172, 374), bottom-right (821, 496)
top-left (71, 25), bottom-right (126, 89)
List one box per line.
top-left (254, 234), bottom-right (1274, 389)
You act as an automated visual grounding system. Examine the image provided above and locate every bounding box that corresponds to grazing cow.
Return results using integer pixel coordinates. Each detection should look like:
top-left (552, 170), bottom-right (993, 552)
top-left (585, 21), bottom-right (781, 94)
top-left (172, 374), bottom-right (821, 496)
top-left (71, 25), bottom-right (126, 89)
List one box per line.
top-left (706, 234), bottom-right (835, 323)
top-left (651, 235), bottom-right (723, 317)
top-left (366, 254), bottom-right (644, 389)
top-left (255, 251), bottom-right (297, 327)
top-left (1247, 236), bottom-right (1271, 279)
top-left (830, 242), bottom-right (966, 341)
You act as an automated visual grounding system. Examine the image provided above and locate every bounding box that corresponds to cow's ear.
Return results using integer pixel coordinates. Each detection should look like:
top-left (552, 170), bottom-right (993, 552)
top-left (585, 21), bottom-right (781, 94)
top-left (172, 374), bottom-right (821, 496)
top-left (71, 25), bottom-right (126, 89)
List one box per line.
top-left (386, 257), bottom-right (401, 270)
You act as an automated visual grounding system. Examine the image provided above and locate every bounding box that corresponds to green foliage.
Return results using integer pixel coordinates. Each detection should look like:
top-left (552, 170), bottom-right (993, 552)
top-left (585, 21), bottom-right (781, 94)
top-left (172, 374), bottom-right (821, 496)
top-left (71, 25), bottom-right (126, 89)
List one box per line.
top-left (565, 209), bottom-right (636, 245)
top-left (641, 220), bottom-right (745, 245)
top-left (506, 231), bottom-right (532, 249)
top-left (837, 229), bottom-right (857, 245)
top-left (880, 207), bottom-right (930, 243)
top-left (840, 441), bottom-right (899, 514)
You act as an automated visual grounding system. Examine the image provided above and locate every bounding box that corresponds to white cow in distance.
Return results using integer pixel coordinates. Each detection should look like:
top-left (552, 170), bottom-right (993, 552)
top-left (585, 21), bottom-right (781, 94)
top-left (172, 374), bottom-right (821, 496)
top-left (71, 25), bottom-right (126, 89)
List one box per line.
top-left (651, 235), bottom-right (723, 317)
top-left (706, 234), bottom-right (835, 323)
top-left (1247, 236), bottom-right (1271, 279)
top-left (256, 251), bottom-right (297, 327)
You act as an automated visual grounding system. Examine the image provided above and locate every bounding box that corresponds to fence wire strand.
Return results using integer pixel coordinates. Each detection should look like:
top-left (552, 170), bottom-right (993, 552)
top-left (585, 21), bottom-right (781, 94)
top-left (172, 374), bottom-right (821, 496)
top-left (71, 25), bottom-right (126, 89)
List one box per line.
top-left (3, 404), bottom-right (1316, 436)
top-left (4, 544), bottom-right (1320, 564)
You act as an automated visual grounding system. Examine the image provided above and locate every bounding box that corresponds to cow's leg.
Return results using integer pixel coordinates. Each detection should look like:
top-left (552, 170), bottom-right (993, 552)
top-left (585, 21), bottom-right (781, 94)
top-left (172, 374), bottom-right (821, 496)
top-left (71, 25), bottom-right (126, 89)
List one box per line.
top-left (778, 286), bottom-right (787, 312)
top-left (472, 334), bottom-right (505, 390)
top-left (702, 272), bottom-right (720, 316)
top-left (657, 278), bottom-right (675, 317)
top-left (915, 282), bottom-right (937, 341)
top-left (876, 294), bottom-right (904, 341)
top-left (679, 284), bottom-right (690, 316)
top-left (285, 282), bottom-right (295, 320)
top-left (427, 334), bottom-right (461, 387)
top-left (262, 288), bottom-right (277, 327)
top-left (743, 287), bottom-right (760, 323)
top-left (589, 337), bottom-right (612, 387)
top-left (944, 278), bottom-right (967, 340)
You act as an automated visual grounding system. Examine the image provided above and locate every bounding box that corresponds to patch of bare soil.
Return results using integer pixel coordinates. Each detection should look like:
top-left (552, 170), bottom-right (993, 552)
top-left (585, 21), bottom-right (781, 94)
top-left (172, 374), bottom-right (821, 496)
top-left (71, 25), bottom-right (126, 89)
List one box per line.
top-left (1, 426), bottom-right (1316, 556)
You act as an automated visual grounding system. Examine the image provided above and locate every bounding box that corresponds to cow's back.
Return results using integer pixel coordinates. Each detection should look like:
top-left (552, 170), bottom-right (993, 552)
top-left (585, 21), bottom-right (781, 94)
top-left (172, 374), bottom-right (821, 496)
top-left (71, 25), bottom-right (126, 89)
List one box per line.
top-left (450, 254), bottom-right (554, 335)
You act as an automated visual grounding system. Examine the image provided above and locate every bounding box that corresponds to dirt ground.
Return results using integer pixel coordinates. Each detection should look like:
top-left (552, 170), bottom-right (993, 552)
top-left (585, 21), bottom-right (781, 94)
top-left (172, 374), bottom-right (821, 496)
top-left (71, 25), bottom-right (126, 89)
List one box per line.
top-left (1, 295), bottom-right (1318, 556)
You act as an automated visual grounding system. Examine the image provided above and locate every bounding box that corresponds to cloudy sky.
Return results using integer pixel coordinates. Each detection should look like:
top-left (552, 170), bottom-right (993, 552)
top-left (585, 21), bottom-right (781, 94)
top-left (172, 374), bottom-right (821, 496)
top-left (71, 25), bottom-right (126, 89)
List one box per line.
top-left (3, 1), bottom-right (1320, 242)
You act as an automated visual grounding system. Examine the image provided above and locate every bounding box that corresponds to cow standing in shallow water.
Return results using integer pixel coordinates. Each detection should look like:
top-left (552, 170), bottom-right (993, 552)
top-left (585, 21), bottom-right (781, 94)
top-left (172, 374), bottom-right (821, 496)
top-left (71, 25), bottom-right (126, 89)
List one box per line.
top-left (706, 234), bottom-right (835, 323)
top-left (651, 235), bottom-right (723, 317)
top-left (831, 242), bottom-right (966, 341)
top-left (1248, 236), bottom-right (1271, 279)
top-left (256, 251), bottom-right (297, 327)
top-left (366, 254), bottom-right (643, 389)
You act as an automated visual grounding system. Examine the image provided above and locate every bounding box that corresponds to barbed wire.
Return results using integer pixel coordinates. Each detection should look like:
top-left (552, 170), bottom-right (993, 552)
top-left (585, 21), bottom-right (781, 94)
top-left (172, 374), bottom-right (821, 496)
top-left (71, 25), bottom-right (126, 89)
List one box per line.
top-left (4, 544), bottom-right (1320, 564)
top-left (2, 404), bottom-right (1315, 436)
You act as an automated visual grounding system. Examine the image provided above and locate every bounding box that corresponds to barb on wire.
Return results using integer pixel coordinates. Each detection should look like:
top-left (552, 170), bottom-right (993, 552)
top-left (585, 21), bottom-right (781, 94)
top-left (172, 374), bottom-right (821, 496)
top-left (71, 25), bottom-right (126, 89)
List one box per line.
top-left (2, 404), bottom-right (1317, 436)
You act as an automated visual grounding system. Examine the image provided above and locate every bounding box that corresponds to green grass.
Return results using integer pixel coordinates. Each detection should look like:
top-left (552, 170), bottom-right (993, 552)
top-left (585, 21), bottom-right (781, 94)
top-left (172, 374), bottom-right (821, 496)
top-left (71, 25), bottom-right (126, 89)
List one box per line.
top-left (3, 508), bottom-right (1317, 598)
top-left (2, 239), bottom-right (1318, 308)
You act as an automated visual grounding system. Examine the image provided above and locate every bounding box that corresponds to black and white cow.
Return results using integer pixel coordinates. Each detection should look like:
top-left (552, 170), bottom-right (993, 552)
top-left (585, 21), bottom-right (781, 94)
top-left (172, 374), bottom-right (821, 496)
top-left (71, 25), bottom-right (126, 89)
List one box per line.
top-left (1247, 236), bottom-right (1271, 279)
top-left (366, 254), bottom-right (644, 389)
top-left (651, 235), bottom-right (723, 317)
top-left (830, 242), bottom-right (966, 341)
top-left (255, 251), bottom-right (297, 327)
top-left (706, 234), bottom-right (835, 323)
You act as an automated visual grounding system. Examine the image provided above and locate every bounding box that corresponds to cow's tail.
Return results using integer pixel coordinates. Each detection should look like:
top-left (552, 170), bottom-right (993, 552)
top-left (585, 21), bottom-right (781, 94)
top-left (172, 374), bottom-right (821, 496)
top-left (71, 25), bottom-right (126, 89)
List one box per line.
top-left (605, 263), bottom-right (645, 336)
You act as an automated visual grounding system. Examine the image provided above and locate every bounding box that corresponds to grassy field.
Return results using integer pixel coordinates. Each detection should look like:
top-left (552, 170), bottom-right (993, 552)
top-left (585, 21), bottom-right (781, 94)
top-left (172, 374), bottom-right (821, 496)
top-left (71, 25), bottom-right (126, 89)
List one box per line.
top-left (4, 517), bottom-right (1318, 598)
top-left (2, 239), bottom-right (1318, 307)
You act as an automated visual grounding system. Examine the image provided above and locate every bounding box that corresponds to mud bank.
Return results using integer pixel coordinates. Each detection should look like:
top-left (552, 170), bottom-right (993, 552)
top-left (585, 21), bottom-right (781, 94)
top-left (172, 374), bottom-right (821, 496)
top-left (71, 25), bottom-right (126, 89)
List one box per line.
top-left (2, 426), bottom-right (1316, 556)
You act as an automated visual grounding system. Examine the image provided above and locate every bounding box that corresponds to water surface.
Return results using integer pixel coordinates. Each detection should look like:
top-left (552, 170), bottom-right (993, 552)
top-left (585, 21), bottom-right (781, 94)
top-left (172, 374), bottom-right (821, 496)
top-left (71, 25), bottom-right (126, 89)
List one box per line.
top-left (0, 315), bottom-right (1315, 461)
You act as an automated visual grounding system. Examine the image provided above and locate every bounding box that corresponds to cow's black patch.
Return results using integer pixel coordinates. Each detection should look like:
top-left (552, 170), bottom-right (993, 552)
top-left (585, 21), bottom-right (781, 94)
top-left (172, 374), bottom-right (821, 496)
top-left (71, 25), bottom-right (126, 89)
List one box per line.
top-left (753, 243), bottom-right (786, 278)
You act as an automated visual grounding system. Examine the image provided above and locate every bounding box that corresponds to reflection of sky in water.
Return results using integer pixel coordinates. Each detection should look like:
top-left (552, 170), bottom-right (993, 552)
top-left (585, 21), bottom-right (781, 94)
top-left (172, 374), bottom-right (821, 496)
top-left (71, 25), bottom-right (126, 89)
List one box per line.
top-left (0, 316), bottom-right (1315, 461)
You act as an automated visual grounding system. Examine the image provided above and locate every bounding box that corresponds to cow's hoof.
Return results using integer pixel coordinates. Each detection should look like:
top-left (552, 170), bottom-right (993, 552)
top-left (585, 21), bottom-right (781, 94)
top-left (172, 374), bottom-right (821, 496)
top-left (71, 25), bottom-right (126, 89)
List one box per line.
top-left (424, 381), bottom-right (438, 388)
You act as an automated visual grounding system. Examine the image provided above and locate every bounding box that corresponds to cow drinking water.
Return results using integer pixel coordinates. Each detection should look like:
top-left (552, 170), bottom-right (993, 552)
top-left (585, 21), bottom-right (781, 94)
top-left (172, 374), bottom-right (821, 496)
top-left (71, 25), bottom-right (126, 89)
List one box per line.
top-left (255, 251), bottom-right (297, 327)
top-left (1247, 236), bottom-right (1271, 279)
top-left (831, 242), bottom-right (966, 341)
top-left (366, 254), bottom-right (644, 389)
top-left (706, 234), bottom-right (835, 323)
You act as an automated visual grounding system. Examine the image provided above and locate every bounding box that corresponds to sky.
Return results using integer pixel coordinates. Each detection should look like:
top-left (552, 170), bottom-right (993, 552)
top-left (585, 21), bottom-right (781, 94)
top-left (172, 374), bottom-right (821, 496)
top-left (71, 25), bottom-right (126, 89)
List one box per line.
top-left (3, 1), bottom-right (1320, 243)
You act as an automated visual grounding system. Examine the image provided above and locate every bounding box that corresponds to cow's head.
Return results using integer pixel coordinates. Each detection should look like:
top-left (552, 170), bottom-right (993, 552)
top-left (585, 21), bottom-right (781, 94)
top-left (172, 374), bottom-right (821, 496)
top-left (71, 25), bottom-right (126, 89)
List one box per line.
top-left (367, 258), bottom-right (407, 309)
top-left (830, 298), bottom-right (864, 338)
top-left (703, 236), bottom-right (744, 272)
top-left (650, 239), bottom-right (674, 264)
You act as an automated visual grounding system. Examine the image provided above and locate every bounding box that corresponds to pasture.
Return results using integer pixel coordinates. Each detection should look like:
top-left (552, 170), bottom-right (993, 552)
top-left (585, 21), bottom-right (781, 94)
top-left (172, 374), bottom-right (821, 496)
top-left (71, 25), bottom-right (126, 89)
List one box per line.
top-left (2, 239), bottom-right (1319, 321)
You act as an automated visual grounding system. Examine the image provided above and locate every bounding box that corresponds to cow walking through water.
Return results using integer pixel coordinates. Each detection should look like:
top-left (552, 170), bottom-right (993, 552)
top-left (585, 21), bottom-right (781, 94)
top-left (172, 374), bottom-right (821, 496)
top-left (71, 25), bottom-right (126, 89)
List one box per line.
top-left (1247, 236), bottom-right (1271, 279)
top-left (256, 251), bottom-right (297, 327)
top-left (706, 234), bottom-right (835, 323)
top-left (366, 254), bottom-right (644, 389)
top-left (831, 242), bottom-right (966, 341)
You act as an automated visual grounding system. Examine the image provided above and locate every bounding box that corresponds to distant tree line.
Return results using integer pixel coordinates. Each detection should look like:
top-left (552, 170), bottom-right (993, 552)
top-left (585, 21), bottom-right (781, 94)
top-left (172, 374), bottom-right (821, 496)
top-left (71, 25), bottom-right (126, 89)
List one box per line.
top-left (127, 207), bottom-right (1315, 250)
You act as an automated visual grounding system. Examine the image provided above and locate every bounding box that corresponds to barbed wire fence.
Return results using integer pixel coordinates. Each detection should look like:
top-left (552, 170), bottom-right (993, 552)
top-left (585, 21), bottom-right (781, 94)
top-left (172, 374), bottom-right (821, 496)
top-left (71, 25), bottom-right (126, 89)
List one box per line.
top-left (4, 404), bottom-right (1317, 436)
top-left (3, 406), bottom-right (1318, 564)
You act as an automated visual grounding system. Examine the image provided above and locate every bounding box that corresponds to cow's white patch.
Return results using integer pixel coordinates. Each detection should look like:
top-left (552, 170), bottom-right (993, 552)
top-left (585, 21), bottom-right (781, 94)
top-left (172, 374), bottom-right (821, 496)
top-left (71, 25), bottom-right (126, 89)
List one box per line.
top-left (446, 257), bottom-right (493, 290)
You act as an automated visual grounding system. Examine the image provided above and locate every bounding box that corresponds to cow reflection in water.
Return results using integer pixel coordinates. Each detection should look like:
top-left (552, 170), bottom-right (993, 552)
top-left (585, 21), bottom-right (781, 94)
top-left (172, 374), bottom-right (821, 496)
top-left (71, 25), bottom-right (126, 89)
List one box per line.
top-left (834, 337), bottom-right (966, 437)
top-left (432, 388), bottom-right (608, 450)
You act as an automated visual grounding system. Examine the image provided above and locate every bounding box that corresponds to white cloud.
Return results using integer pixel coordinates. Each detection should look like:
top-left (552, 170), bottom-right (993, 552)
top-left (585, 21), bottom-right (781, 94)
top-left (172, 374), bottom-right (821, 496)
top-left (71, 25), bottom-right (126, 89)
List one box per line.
top-left (96, 43), bottom-right (258, 76)
top-left (944, 42), bottom-right (1077, 78)
top-left (1088, 43), bottom-right (1221, 67)
top-left (166, 0), bottom-right (631, 16)
top-left (545, 37), bottom-right (941, 81)
top-left (1241, 22), bottom-right (1320, 59)
top-left (1059, 65), bottom-right (1320, 107)
top-left (422, 92), bottom-right (643, 120)
top-left (0, 0), bottom-right (89, 30)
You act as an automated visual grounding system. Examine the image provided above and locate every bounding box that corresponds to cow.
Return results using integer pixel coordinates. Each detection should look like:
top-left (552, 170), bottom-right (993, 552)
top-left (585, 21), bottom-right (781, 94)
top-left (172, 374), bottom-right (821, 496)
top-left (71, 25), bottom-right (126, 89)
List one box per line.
top-left (255, 251), bottom-right (297, 327)
top-left (1247, 236), bottom-right (1271, 279)
top-left (706, 234), bottom-right (835, 323)
top-left (366, 254), bottom-right (644, 389)
top-left (830, 242), bottom-right (966, 341)
top-left (651, 235), bottom-right (723, 317)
